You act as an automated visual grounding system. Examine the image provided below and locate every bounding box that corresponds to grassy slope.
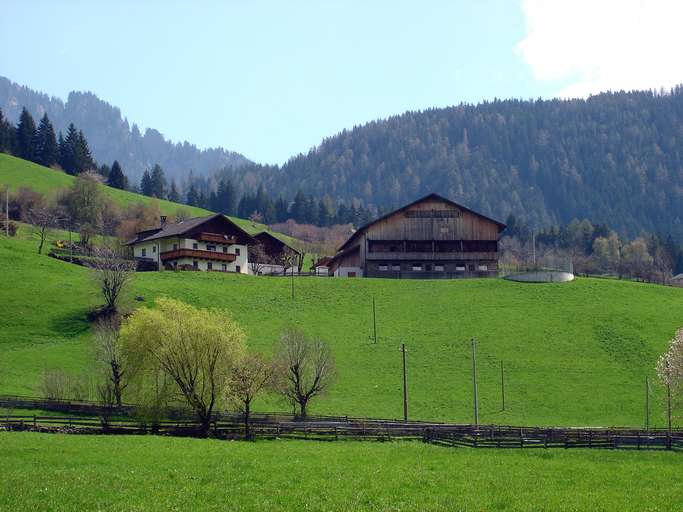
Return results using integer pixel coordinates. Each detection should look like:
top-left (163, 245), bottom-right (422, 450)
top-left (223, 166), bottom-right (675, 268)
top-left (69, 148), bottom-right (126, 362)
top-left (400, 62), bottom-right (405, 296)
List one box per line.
top-left (0, 153), bottom-right (295, 242)
top-left (1, 433), bottom-right (682, 512)
top-left (2, 226), bottom-right (683, 427)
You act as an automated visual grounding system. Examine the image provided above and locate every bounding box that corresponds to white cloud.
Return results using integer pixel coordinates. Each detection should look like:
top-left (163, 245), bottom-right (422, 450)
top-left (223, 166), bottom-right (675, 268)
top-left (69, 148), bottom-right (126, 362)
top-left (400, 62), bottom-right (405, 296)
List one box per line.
top-left (516, 0), bottom-right (683, 97)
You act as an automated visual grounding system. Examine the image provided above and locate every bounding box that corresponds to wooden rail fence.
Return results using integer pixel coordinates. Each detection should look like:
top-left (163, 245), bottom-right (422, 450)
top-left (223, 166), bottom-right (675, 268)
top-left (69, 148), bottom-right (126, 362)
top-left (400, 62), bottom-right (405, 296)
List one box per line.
top-left (2, 414), bottom-right (682, 451)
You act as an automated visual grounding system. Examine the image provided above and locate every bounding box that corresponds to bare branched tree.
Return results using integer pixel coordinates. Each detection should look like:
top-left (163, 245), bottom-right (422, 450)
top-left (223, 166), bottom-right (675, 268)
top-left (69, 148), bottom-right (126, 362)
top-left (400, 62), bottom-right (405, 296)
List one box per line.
top-left (228, 353), bottom-right (274, 439)
top-left (248, 243), bottom-right (270, 275)
top-left (273, 329), bottom-right (335, 419)
top-left (86, 245), bottom-right (135, 315)
top-left (93, 317), bottom-right (129, 407)
top-left (26, 204), bottom-right (61, 254)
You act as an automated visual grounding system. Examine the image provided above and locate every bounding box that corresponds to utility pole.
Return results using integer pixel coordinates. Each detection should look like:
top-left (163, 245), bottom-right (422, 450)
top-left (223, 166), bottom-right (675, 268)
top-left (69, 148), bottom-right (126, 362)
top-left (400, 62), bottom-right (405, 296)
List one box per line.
top-left (471, 337), bottom-right (479, 425)
top-left (372, 296), bottom-right (377, 344)
top-left (532, 231), bottom-right (536, 267)
top-left (645, 376), bottom-right (650, 431)
top-left (290, 266), bottom-right (294, 300)
top-left (401, 343), bottom-right (408, 422)
top-left (501, 360), bottom-right (505, 412)
top-left (4, 187), bottom-right (8, 237)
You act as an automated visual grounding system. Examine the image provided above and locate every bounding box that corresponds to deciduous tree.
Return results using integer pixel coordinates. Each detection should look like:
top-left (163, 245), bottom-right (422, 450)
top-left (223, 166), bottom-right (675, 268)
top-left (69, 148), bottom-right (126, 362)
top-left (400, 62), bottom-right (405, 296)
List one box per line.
top-left (228, 353), bottom-right (274, 440)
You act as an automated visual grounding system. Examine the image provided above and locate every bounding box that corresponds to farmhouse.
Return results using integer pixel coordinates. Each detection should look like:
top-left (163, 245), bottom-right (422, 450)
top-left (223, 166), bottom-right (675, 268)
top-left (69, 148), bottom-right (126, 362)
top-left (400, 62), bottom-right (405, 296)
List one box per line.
top-left (126, 214), bottom-right (255, 272)
top-left (329, 193), bottom-right (505, 278)
top-left (251, 231), bottom-right (302, 275)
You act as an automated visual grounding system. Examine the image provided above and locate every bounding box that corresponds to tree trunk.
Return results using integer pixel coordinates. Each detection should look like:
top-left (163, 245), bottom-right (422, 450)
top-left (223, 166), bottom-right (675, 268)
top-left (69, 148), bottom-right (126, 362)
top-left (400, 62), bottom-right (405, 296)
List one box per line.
top-left (299, 400), bottom-right (307, 420)
top-left (244, 401), bottom-right (251, 441)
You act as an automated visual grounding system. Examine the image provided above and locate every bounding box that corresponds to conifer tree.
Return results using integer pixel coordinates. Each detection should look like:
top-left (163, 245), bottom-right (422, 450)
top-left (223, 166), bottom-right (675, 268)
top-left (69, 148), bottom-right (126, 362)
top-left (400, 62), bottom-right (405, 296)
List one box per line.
top-left (107, 160), bottom-right (127, 190)
top-left (15, 108), bottom-right (37, 161)
top-left (0, 108), bottom-right (15, 153)
top-left (59, 124), bottom-right (79, 174)
top-left (167, 179), bottom-right (180, 203)
top-left (186, 183), bottom-right (200, 206)
top-left (75, 129), bottom-right (96, 173)
top-left (34, 114), bottom-right (59, 167)
top-left (140, 170), bottom-right (153, 196)
top-left (149, 164), bottom-right (166, 198)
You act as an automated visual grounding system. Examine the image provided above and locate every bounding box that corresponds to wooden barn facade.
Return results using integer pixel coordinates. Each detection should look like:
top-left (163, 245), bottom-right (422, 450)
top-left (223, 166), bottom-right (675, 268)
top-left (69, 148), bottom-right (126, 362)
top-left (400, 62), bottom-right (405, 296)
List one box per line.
top-left (329, 193), bottom-right (506, 279)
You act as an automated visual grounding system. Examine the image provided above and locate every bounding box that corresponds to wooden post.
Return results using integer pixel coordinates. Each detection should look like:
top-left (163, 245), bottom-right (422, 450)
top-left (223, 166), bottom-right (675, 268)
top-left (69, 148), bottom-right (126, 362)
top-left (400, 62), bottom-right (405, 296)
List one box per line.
top-left (4, 186), bottom-right (8, 237)
top-left (667, 380), bottom-right (673, 449)
top-left (372, 296), bottom-right (377, 344)
top-left (401, 343), bottom-right (408, 422)
top-left (471, 337), bottom-right (479, 426)
top-left (645, 376), bottom-right (650, 431)
top-left (501, 360), bottom-right (505, 412)
top-left (290, 267), bottom-right (294, 300)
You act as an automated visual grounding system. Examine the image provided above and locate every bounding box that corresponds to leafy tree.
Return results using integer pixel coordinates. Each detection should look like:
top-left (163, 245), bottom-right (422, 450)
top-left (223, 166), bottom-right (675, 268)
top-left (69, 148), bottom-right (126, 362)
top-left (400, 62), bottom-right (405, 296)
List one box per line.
top-left (107, 160), bottom-right (127, 190)
top-left (58, 173), bottom-right (107, 244)
top-left (228, 353), bottom-right (274, 440)
top-left (120, 297), bottom-right (246, 435)
top-left (15, 107), bottom-right (37, 161)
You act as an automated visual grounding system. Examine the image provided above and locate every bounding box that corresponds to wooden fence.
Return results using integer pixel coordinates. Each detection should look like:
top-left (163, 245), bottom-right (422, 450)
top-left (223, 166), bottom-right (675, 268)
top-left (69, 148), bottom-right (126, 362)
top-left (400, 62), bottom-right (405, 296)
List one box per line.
top-left (2, 414), bottom-right (682, 451)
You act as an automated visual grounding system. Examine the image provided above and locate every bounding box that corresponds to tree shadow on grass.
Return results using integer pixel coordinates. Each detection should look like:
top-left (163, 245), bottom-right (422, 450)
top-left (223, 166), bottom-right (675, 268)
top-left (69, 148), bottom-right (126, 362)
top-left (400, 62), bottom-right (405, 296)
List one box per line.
top-left (49, 309), bottom-right (92, 337)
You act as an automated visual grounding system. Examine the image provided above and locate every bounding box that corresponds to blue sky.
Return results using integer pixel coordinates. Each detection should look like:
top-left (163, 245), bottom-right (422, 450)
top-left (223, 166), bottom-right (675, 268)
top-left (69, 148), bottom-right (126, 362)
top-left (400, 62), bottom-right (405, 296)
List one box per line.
top-left (1, 1), bottom-right (680, 163)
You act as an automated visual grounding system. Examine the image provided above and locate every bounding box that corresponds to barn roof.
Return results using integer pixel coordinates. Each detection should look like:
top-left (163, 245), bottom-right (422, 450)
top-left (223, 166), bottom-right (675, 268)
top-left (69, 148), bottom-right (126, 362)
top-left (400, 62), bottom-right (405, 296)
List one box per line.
top-left (336, 193), bottom-right (506, 252)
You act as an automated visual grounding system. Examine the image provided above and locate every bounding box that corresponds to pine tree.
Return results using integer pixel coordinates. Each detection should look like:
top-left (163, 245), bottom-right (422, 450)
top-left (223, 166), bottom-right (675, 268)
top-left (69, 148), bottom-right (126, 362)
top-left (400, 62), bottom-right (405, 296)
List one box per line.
top-left (275, 196), bottom-right (289, 222)
top-left (34, 114), bottom-right (58, 167)
top-left (59, 124), bottom-right (79, 174)
top-left (0, 108), bottom-right (15, 153)
top-left (15, 108), bottom-right (37, 161)
top-left (186, 183), bottom-right (200, 206)
top-left (107, 160), bottom-right (127, 190)
top-left (290, 190), bottom-right (307, 223)
top-left (74, 130), bottom-right (96, 173)
top-left (167, 179), bottom-right (180, 203)
top-left (140, 170), bottom-right (153, 196)
top-left (149, 163), bottom-right (166, 198)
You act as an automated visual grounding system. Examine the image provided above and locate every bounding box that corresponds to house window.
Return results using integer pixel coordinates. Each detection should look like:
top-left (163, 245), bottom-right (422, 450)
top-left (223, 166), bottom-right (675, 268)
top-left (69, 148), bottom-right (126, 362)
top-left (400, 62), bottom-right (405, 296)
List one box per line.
top-left (193, 260), bottom-right (198, 269)
top-left (207, 245), bottom-right (216, 252)
top-left (478, 264), bottom-right (488, 271)
top-left (141, 248), bottom-right (146, 257)
top-left (434, 265), bottom-right (444, 272)
top-left (235, 248), bottom-right (241, 256)
top-left (152, 245), bottom-right (156, 253)
top-left (221, 264), bottom-right (227, 272)
top-left (412, 264), bottom-right (422, 271)
top-left (193, 243), bottom-right (198, 250)
top-left (378, 264), bottom-right (388, 271)
top-left (235, 265), bottom-right (241, 273)
top-left (173, 243), bottom-right (178, 250)
top-left (207, 262), bottom-right (213, 270)
top-left (456, 265), bottom-right (465, 272)
top-left (223, 246), bottom-right (228, 253)
top-left (391, 264), bottom-right (401, 271)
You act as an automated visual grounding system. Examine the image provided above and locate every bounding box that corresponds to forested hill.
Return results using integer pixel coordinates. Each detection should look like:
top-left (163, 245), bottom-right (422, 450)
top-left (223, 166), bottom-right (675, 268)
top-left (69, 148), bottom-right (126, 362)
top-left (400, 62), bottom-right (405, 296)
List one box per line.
top-left (0, 76), bottom-right (250, 181)
top-left (241, 88), bottom-right (683, 240)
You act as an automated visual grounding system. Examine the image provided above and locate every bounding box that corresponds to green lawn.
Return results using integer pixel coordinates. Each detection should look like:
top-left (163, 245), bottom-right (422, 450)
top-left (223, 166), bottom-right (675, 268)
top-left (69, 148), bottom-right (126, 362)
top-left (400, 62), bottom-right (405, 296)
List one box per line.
top-left (0, 153), bottom-right (297, 243)
top-left (1, 225), bottom-right (682, 427)
top-left (0, 433), bottom-right (681, 511)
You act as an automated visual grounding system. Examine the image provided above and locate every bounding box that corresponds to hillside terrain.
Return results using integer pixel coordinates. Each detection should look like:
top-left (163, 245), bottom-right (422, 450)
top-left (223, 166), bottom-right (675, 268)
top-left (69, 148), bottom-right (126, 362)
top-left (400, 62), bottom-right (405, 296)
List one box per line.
top-left (0, 153), bottom-right (293, 242)
top-left (240, 88), bottom-right (683, 239)
top-left (2, 433), bottom-right (681, 512)
top-left (0, 76), bottom-right (250, 181)
top-left (1, 225), bottom-right (682, 427)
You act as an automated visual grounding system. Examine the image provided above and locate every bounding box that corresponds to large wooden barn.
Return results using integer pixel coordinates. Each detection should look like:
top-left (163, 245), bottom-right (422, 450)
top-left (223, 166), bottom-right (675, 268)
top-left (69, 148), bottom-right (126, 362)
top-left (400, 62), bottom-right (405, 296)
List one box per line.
top-left (328, 193), bottom-right (506, 279)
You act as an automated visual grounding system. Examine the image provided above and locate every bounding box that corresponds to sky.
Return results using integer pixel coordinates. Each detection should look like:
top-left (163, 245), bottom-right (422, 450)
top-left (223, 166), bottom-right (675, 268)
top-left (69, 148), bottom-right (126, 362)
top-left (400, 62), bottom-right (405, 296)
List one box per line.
top-left (1, 0), bottom-right (682, 164)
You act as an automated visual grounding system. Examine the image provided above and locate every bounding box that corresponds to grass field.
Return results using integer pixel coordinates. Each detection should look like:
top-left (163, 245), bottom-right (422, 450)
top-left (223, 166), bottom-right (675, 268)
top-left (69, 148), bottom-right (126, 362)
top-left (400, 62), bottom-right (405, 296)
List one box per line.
top-left (0, 153), bottom-right (296, 242)
top-left (1, 224), bottom-right (682, 427)
top-left (1, 433), bottom-right (681, 511)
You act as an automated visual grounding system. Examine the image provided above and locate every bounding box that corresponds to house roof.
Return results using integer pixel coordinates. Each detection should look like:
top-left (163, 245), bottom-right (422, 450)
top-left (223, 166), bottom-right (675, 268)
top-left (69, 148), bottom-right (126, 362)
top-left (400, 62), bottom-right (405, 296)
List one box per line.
top-left (125, 213), bottom-right (256, 245)
top-left (336, 193), bottom-right (506, 252)
top-left (254, 230), bottom-right (301, 255)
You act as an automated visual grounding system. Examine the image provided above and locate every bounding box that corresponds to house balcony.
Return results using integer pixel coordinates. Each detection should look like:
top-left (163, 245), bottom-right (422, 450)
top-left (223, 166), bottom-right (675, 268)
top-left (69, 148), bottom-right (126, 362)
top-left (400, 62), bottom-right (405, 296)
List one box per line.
top-left (366, 251), bottom-right (497, 261)
top-left (160, 249), bottom-right (237, 262)
top-left (196, 232), bottom-right (237, 244)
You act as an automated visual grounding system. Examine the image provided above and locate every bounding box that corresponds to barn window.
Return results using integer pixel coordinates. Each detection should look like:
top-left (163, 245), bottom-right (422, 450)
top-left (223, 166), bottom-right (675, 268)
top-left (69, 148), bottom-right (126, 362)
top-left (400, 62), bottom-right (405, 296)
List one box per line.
top-left (456, 265), bottom-right (465, 272)
top-left (378, 264), bottom-right (388, 271)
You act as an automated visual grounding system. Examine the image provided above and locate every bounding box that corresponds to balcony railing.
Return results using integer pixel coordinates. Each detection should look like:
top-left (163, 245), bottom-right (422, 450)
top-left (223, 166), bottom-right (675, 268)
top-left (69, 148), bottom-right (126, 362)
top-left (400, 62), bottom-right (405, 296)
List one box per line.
top-left (160, 249), bottom-right (236, 262)
top-left (366, 251), bottom-right (497, 261)
top-left (196, 232), bottom-right (237, 244)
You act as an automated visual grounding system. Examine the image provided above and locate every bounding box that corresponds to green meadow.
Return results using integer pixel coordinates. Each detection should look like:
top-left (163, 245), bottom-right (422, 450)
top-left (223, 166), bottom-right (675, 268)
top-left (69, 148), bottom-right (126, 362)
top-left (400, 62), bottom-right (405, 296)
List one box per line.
top-left (1, 433), bottom-right (682, 512)
top-left (1, 223), bottom-right (682, 427)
